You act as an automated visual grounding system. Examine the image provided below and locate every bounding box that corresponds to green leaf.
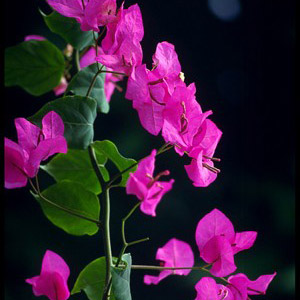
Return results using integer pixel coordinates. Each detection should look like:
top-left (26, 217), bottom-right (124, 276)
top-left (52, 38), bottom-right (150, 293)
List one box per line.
top-left (41, 149), bottom-right (110, 194)
top-left (32, 180), bottom-right (100, 236)
top-left (66, 63), bottom-right (109, 114)
top-left (92, 140), bottom-right (137, 187)
top-left (111, 254), bottom-right (132, 300)
top-left (29, 95), bottom-right (97, 149)
top-left (72, 257), bottom-right (116, 300)
top-left (42, 11), bottom-right (95, 51)
top-left (5, 40), bottom-right (65, 96)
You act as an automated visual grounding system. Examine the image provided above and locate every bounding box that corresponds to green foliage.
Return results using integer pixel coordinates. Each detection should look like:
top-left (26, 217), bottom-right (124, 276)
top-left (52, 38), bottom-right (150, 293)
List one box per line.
top-left (5, 40), bottom-right (65, 96)
top-left (66, 63), bottom-right (109, 113)
top-left (92, 140), bottom-right (137, 187)
top-left (111, 254), bottom-right (132, 300)
top-left (72, 257), bottom-right (116, 300)
top-left (42, 11), bottom-right (95, 51)
top-left (32, 180), bottom-right (100, 236)
top-left (29, 95), bottom-right (97, 149)
top-left (41, 149), bottom-right (109, 194)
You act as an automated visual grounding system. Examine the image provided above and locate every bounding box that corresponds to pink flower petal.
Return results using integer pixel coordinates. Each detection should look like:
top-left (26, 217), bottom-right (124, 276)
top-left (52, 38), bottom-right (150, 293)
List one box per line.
top-left (184, 152), bottom-right (218, 187)
top-left (190, 119), bottom-right (222, 159)
top-left (232, 231), bottom-right (257, 254)
top-left (29, 136), bottom-right (68, 169)
top-left (47, 0), bottom-right (88, 29)
top-left (195, 208), bottom-right (235, 253)
top-left (141, 179), bottom-right (174, 217)
top-left (162, 84), bottom-right (208, 154)
top-left (195, 277), bottom-right (225, 300)
top-left (152, 42), bottom-right (181, 80)
top-left (24, 35), bottom-right (46, 41)
top-left (127, 149), bottom-right (156, 186)
top-left (201, 236), bottom-right (236, 277)
top-left (85, 0), bottom-right (117, 31)
top-left (4, 138), bottom-right (28, 189)
top-left (247, 272), bottom-right (277, 295)
top-left (98, 4), bottom-right (144, 74)
top-left (79, 47), bottom-right (98, 69)
top-left (53, 77), bottom-right (68, 96)
top-left (26, 250), bottom-right (70, 300)
top-left (42, 111), bottom-right (65, 139)
top-left (144, 238), bottom-right (194, 285)
top-left (15, 117), bottom-right (41, 154)
top-left (126, 172), bottom-right (149, 201)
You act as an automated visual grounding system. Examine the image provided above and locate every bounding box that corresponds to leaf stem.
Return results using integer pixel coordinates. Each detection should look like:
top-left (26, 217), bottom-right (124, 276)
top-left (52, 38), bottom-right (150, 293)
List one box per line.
top-left (86, 66), bottom-right (104, 97)
top-left (28, 178), bottom-right (101, 226)
top-left (75, 50), bottom-right (81, 72)
top-left (130, 264), bottom-right (211, 271)
top-left (115, 202), bottom-right (149, 267)
top-left (88, 145), bottom-right (113, 300)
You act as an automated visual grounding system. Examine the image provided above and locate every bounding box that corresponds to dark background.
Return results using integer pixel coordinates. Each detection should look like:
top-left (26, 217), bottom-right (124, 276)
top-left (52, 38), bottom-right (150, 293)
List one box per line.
top-left (4, 0), bottom-right (295, 299)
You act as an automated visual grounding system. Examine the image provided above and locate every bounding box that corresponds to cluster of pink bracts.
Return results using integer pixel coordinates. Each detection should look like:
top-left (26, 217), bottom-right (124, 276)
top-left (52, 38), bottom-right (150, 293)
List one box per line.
top-left (26, 210), bottom-right (276, 300)
top-left (4, 111), bottom-right (67, 189)
top-left (44, 0), bottom-right (223, 188)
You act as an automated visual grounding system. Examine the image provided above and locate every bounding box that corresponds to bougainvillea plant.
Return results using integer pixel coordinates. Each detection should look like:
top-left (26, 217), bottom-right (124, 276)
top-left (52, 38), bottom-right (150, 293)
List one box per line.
top-left (4, 1), bottom-right (276, 300)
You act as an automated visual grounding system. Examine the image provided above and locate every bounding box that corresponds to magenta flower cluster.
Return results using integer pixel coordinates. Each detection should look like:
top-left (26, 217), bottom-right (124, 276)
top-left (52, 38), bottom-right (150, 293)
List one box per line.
top-left (144, 209), bottom-right (276, 300)
top-left (5, 111), bottom-right (67, 189)
top-left (46, 0), bottom-right (223, 188)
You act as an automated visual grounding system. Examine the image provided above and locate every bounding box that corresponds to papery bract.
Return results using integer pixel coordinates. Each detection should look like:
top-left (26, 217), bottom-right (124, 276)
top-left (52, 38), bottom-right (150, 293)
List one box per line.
top-left (151, 41), bottom-right (182, 93)
top-left (162, 83), bottom-right (212, 155)
top-left (188, 119), bottom-right (223, 160)
top-left (53, 77), bottom-right (68, 96)
top-left (126, 42), bottom-right (183, 135)
top-left (85, 0), bottom-right (117, 31)
top-left (4, 138), bottom-right (30, 189)
top-left (126, 149), bottom-right (174, 217)
top-left (184, 151), bottom-right (218, 187)
top-left (24, 35), bottom-right (46, 41)
top-left (4, 111), bottom-right (67, 189)
top-left (195, 209), bottom-right (257, 277)
top-left (97, 4), bottom-right (144, 75)
top-left (144, 238), bottom-right (194, 285)
top-left (195, 277), bottom-right (233, 300)
top-left (228, 272), bottom-right (276, 300)
top-left (26, 250), bottom-right (70, 300)
top-left (46, 0), bottom-right (91, 31)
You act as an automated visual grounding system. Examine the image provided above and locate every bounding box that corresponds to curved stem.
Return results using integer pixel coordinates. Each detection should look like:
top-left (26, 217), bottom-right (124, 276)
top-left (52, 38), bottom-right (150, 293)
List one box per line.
top-left (101, 188), bottom-right (113, 299)
top-left (88, 145), bottom-right (112, 300)
top-left (115, 202), bottom-right (149, 267)
top-left (101, 70), bottom-right (127, 76)
top-left (86, 66), bottom-right (104, 97)
top-left (130, 265), bottom-right (211, 271)
top-left (28, 178), bottom-right (101, 226)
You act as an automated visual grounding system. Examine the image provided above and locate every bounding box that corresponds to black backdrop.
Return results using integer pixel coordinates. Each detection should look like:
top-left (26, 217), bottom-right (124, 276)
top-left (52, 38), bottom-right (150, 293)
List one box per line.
top-left (4, 0), bottom-right (295, 299)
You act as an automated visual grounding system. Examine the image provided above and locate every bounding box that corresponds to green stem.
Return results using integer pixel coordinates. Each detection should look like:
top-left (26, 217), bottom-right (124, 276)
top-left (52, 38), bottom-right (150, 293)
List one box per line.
top-left (75, 50), bottom-right (81, 72)
top-left (101, 188), bottom-right (113, 299)
top-left (28, 178), bottom-right (101, 226)
top-left (115, 202), bottom-right (149, 267)
top-left (130, 265), bottom-right (211, 271)
top-left (101, 70), bottom-right (127, 76)
top-left (88, 145), bottom-right (112, 300)
top-left (86, 66), bottom-right (104, 97)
